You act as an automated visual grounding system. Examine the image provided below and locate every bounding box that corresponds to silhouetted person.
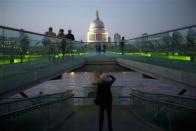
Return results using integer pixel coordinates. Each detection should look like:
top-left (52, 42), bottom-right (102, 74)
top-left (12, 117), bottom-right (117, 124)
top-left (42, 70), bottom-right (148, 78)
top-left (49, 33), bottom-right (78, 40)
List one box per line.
top-left (66, 29), bottom-right (75, 40)
top-left (43, 27), bottom-right (56, 62)
top-left (120, 36), bottom-right (125, 55)
top-left (57, 29), bottom-right (66, 57)
top-left (103, 44), bottom-right (106, 53)
top-left (19, 29), bottom-right (29, 63)
top-left (97, 74), bottom-right (116, 131)
top-left (98, 43), bottom-right (101, 54)
top-left (44, 27), bottom-right (56, 38)
top-left (95, 44), bottom-right (98, 53)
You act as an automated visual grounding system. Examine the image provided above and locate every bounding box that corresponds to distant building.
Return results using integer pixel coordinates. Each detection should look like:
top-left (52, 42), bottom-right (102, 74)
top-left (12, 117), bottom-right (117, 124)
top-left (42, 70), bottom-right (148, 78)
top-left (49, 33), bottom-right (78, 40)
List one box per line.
top-left (114, 33), bottom-right (121, 43)
top-left (142, 33), bottom-right (148, 40)
top-left (142, 33), bottom-right (148, 36)
top-left (87, 10), bottom-right (108, 43)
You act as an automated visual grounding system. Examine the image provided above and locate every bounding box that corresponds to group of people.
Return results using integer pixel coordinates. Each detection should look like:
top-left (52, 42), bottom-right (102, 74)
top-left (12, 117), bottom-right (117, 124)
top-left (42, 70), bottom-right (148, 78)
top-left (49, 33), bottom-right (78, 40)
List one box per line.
top-left (94, 36), bottom-right (125, 55)
top-left (43, 27), bottom-right (75, 61)
top-left (91, 71), bottom-right (116, 131)
top-left (95, 43), bottom-right (106, 54)
top-left (44, 27), bottom-right (75, 41)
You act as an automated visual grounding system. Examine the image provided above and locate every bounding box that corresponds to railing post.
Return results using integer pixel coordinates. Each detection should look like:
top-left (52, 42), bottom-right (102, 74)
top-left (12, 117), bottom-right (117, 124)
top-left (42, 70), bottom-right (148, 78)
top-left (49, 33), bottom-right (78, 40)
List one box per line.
top-left (131, 94), bottom-right (134, 110)
top-left (2, 27), bottom-right (6, 88)
top-left (157, 94), bottom-right (160, 126)
top-left (8, 103), bottom-right (10, 113)
top-left (34, 71), bottom-right (37, 81)
top-left (47, 96), bottom-right (50, 130)
top-left (168, 105), bottom-right (172, 131)
top-left (170, 105), bottom-right (174, 131)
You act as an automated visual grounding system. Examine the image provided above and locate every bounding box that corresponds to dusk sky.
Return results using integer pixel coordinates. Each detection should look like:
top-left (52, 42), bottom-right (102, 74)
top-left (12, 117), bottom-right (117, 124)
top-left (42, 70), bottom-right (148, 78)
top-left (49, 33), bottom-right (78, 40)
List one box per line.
top-left (0, 0), bottom-right (196, 41)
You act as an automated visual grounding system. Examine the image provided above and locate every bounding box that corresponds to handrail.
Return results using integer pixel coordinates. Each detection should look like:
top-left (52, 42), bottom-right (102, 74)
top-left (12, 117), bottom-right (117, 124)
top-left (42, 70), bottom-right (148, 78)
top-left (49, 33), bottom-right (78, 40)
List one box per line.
top-left (0, 93), bottom-right (74, 119)
top-left (131, 89), bottom-right (196, 101)
top-left (2, 24), bottom-right (195, 43)
top-left (127, 24), bottom-right (196, 41)
top-left (72, 96), bottom-right (130, 98)
top-left (0, 25), bottom-right (80, 43)
top-left (130, 93), bottom-right (196, 111)
top-left (130, 89), bottom-right (196, 111)
top-left (0, 90), bottom-right (73, 105)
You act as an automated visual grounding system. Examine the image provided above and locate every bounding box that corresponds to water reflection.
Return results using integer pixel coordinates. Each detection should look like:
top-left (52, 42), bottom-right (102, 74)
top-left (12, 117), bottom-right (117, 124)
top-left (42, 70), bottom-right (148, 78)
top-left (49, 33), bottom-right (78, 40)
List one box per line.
top-left (11, 71), bottom-right (196, 98)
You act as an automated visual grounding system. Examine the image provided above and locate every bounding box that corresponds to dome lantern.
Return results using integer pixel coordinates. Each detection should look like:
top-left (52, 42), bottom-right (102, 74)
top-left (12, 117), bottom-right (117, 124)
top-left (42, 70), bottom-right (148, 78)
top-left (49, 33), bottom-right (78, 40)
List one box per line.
top-left (96, 9), bottom-right (99, 20)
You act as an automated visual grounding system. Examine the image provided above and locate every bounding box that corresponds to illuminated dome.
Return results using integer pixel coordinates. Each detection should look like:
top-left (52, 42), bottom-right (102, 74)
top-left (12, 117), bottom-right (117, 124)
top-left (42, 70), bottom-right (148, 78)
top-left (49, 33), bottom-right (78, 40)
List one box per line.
top-left (90, 19), bottom-right (105, 29)
top-left (87, 10), bottom-right (108, 43)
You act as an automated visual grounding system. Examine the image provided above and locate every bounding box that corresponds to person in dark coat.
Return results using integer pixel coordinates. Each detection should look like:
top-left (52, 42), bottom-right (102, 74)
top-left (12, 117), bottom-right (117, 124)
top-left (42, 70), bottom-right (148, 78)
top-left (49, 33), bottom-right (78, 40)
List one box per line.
top-left (66, 29), bottom-right (75, 40)
top-left (103, 44), bottom-right (106, 53)
top-left (97, 74), bottom-right (116, 131)
top-left (57, 29), bottom-right (66, 57)
top-left (98, 43), bottom-right (101, 54)
top-left (43, 27), bottom-right (56, 62)
top-left (119, 36), bottom-right (125, 55)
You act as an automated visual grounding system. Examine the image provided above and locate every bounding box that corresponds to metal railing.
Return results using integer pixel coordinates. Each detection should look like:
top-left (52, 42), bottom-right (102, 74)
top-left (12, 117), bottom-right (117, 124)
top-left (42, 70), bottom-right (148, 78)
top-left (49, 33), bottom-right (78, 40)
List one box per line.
top-left (0, 26), bottom-right (87, 96)
top-left (0, 90), bottom-right (74, 131)
top-left (130, 89), bottom-right (196, 131)
top-left (73, 96), bottom-right (130, 106)
top-left (122, 25), bottom-right (196, 60)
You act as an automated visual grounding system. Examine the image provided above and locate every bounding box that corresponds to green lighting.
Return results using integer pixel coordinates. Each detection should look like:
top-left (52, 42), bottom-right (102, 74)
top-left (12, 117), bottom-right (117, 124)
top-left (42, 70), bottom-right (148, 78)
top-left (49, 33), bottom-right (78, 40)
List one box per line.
top-left (112, 52), bottom-right (152, 56)
top-left (167, 55), bottom-right (190, 61)
top-left (14, 59), bottom-right (21, 63)
top-left (126, 52), bottom-right (152, 57)
top-left (112, 52), bottom-right (192, 61)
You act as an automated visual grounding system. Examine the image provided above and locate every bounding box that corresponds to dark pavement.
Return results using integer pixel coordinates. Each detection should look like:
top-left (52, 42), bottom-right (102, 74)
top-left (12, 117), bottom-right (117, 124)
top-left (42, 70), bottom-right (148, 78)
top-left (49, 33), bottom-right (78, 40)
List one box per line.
top-left (56, 106), bottom-right (156, 131)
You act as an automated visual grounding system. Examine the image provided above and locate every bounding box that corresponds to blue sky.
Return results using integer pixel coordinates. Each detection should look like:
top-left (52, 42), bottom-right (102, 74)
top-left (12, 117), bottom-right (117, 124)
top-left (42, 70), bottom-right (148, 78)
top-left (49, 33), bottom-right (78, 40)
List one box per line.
top-left (0, 0), bottom-right (196, 41)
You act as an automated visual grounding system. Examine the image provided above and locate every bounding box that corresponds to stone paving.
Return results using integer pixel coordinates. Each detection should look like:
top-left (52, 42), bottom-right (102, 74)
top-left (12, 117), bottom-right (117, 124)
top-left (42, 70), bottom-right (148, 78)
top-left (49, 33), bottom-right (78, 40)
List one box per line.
top-left (55, 106), bottom-right (155, 131)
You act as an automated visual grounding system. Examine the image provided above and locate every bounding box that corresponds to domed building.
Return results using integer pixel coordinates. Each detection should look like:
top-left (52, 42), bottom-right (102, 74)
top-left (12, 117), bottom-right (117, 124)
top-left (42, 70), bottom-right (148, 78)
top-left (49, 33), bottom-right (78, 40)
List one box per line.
top-left (87, 10), bottom-right (108, 43)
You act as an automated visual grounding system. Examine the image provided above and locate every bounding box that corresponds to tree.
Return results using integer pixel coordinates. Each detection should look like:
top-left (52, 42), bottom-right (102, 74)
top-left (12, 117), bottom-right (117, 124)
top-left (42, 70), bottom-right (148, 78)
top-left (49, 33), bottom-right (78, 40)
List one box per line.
top-left (172, 31), bottom-right (183, 54)
top-left (19, 31), bottom-right (30, 63)
top-left (187, 28), bottom-right (196, 52)
top-left (163, 33), bottom-right (172, 53)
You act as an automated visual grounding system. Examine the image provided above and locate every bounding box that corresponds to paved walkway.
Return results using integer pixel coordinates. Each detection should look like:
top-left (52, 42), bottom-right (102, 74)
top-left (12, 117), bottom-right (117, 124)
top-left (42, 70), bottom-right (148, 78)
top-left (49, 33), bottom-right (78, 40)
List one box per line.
top-left (56, 106), bottom-right (156, 131)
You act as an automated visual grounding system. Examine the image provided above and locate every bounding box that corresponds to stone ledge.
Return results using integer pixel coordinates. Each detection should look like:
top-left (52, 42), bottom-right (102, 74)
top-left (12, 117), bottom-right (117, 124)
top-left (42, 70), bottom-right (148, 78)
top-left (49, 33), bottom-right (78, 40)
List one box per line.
top-left (117, 58), bottom-right (196, 88)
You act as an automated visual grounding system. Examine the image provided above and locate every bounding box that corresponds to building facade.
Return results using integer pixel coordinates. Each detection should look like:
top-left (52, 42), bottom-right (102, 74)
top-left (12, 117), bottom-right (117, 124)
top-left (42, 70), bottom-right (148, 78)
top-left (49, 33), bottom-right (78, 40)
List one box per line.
top-left (114, 33), bottom-right (121, 43)
top-left (87, 10), bottom-right (108, 43)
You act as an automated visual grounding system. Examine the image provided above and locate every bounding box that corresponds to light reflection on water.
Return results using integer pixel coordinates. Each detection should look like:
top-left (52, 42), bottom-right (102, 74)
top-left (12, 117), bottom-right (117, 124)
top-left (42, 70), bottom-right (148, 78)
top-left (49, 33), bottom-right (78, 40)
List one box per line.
top-left (11, 71), bottom-right (196, 98)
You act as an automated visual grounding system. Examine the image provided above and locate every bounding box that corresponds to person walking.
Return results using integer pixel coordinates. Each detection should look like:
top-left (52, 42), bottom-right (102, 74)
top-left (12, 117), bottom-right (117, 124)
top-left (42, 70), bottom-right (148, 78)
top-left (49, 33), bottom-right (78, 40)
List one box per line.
top-left (43, 27), bottom-right (56, 62)
top-left (120, 36), bottom-right (125, 55)
top-left (96, 73), bottom-right (116, 131)
top-left (65, 29), bottom-right (75, 54)
top-left (98, 43), bottom-right (101, 54)
top-left (66, 29), bottom-right (75, 40)
top-left (57, 29), bottom-right (66, 58)
top-left (103, 44), bottom-right (106, 53)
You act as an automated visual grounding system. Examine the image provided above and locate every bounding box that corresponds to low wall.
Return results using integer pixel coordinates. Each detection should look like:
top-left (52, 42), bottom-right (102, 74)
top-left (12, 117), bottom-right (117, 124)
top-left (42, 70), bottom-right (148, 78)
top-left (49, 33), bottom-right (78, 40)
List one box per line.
top-left (117, 58), bottom-right (196, 88)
